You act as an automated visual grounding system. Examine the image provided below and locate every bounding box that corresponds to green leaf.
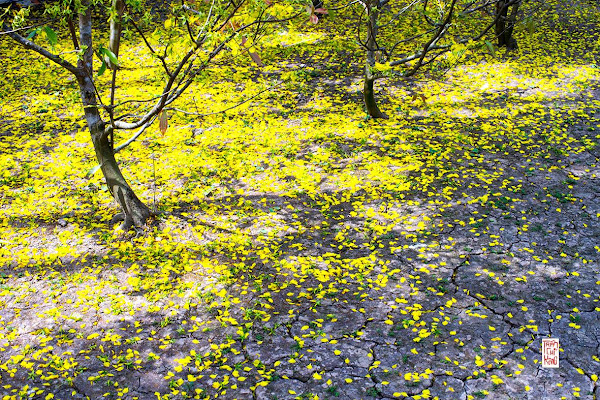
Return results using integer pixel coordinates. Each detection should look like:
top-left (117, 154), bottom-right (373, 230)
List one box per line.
top-left (97, 60), bottom-right (107, 76)
top-left (103, 48), bottom-right (119, 67)
top-left (26, 27), bottom-right (40, 40)
top-left (526, 19), bottom-right (535, 35)
top-left (43, 26), bottom-right (58, 46)
top-left (85, 164), bottom-right (102, 180)
top-left (485, 41), bottom-right (496, 57)
top-left (96, 44), bottom-right (105, 60)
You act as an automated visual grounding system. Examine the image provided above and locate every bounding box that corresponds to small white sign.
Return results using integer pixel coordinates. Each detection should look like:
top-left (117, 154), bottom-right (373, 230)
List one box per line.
top-left (542, 338), bottom-right (559, 368)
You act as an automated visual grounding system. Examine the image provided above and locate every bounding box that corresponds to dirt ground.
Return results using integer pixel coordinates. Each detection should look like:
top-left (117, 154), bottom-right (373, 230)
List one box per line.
top-left (1, 1), bottom-right (600, 400)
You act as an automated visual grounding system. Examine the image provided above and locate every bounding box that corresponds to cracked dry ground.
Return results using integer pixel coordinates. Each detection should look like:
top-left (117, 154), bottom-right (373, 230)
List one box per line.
top-left (2, 11), bottom-right (600, 400)
top-left (2, 104), bottom-right (600, 400)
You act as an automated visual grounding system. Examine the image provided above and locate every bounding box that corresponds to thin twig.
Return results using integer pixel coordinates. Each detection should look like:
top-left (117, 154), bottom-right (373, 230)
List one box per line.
top-left (152, 147), bottom-right (157, 213)
top-left (0, 21), bottom-right (49, 35)
top-left (166, 80), bottom-right (283, 116)
top-left (113, 115), bottom-right (157, 153)
top-left (127, 12), bottom-right (172, 76)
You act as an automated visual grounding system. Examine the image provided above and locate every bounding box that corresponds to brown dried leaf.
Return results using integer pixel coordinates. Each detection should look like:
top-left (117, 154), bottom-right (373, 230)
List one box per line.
top-left (159, 110), bottom-right (168, 136)
top-left (249, 51), bottom-right (263, 66)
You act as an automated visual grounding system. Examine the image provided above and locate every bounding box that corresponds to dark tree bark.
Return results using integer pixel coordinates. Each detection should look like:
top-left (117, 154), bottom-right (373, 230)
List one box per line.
top-left (496, 0), bottom-right (520, 50)
top-left (363, 75), bottom-right (387, 119)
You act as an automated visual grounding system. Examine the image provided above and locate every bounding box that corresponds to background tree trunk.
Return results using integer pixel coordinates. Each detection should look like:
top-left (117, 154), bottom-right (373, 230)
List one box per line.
top-left (363, 1), bottom-right (388, 119)
top-left (505, 1), bottom-right (520, 50)
top-left (495, 0), bottom-right (508, 46)
top-left (496, 0), bottom-right (519, 50)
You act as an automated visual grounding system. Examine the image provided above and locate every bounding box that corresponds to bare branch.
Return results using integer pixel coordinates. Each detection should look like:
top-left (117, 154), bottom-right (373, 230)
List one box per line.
top-left (113, 115), bottom-right (157, 153)
top-left (404, 0), bottom-right (457, 76)
top-left (326, 0), bottom-right (361, 11)
top-left (387, 27), bottom-right (437, 57)
top-left (167, 80), bottom-right (283, 117)
top-left (114, 80), bottom-right (282, 152)
top-left (1, 23), bottom-right (79, 74)
top-left (0, 21), bottom-right (49, 35)
top-left (114, 11), bottom-right (301, 131)
top-left (67, 16), bottom-right (79, 49)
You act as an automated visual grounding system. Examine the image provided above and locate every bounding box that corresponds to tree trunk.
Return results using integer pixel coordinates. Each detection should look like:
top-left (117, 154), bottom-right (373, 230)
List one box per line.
top-left (363, 0), bottom-right (388, 119)
top-left (496, 0), bottom-right (519, 50)
top-left (75, 2), bottom-right (151, 229)
top-left (94, 128), bottom-right (152, 229)
top-left (76, 74), bottom-right (151, 229)
top-left (505, 1), bottom-right (520, 50)
top-left (364, 75), bottom-right (387, 119)
top-left (495, 1), bottom-right (508, 47)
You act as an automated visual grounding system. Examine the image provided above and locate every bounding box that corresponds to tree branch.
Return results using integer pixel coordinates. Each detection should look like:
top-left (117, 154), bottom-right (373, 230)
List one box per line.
top-left (1, 23), bottom-right (79, 74)
top-left (167, 80), bottom-right (282, 116)
top-left (127, 15), bottom-right (172, 76)
top-left (113, 115), bottom-right (157, 153)
top-left (404, 0), bottom-right (457, 76)
top-left (113, 12), bottom-right (300, 131)
top-left (0, 21), bottom-right (49, 35)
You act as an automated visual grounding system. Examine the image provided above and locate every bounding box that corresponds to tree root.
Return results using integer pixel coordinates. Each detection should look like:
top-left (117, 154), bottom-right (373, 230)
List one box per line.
top-left (109, 212), bottom-right (125, 226)
top-left (118, 218), bottom-right (134, 232)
